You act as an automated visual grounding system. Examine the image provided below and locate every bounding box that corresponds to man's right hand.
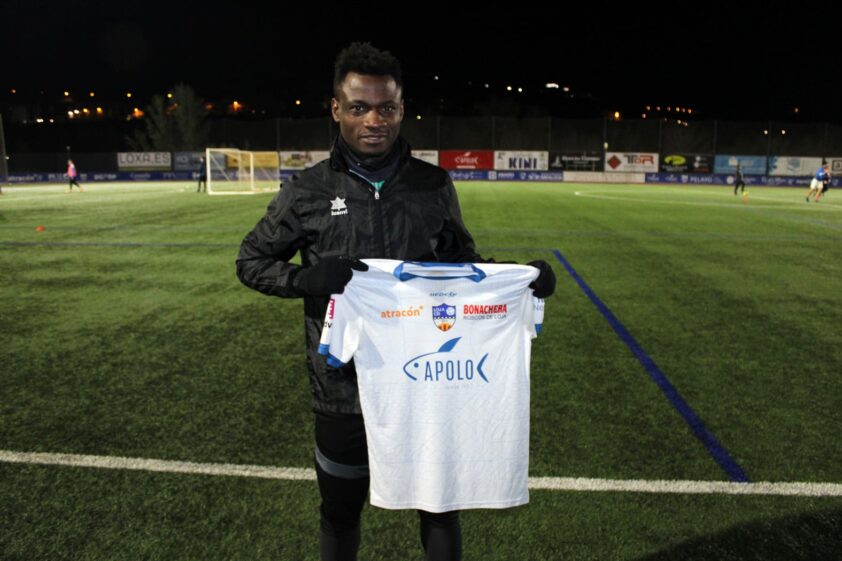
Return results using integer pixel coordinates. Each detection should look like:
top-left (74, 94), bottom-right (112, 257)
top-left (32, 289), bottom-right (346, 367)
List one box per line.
top-left (293, 256), bottom-right (368, 296)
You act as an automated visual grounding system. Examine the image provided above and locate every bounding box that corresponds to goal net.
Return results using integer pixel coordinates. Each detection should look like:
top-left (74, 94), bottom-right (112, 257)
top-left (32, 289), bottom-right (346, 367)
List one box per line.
top-left (206, 148), bottom-right (281, 195)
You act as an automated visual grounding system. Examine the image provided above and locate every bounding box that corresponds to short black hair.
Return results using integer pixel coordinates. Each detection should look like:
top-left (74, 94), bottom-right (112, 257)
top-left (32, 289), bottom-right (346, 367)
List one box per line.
top-left (333, 42), bottom-right (403, 98)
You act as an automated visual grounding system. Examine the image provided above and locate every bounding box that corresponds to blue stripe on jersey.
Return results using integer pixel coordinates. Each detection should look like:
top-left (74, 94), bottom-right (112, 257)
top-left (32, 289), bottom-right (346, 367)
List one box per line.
top-left (326, 354), bottom-right (347, 368)
top-left (319, 344), bottom-right (348, 367)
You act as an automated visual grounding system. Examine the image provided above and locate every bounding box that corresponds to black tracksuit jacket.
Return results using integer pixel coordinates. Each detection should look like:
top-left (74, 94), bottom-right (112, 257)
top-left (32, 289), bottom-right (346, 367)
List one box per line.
top-left (236, 139), bottom-right (481, 414)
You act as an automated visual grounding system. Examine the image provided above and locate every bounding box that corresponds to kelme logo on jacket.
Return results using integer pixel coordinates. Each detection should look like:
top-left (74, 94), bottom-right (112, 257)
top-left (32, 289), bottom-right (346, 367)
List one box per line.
top-left (330, 197), bottom-right (348, 216)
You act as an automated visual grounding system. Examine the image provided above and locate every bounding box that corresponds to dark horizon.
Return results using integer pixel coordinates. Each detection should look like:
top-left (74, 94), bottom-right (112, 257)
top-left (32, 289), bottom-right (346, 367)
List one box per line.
top-left (3, 2), bottom-right (840, 123)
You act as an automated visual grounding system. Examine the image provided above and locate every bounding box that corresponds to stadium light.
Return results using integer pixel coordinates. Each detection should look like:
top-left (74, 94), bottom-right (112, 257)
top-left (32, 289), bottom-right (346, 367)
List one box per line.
top-left (646, 105), bottom-right (651, 111)
top-left (167, 92), bottom-right (173, 99)
top-left (126, 92), bottom-right (133, 99)
top-left (506, 86), bottom-right (513, 91)
top-left (73, 109), bottom-right (80, 115)
top-left (763, 129), bottom-right (768, 135)
top-left (416, 115), bottom-right (422, 120)
top-left (613, 111), bottom-right (621, 120)
top-left (434, 76), bottom-right (439, 81)
top-left (484, 84), bottom-right (490, 89)
top-left (545, 83), bottom-right (559, 89)
top-left (36, 118), bottom-right (44, 123)
top-left (64, 91), bottom-right (70, 97)
top-left (517, 87), bottom-right (523, 93)
top-left (89, 92), bottom-right (95, 98)
top-left (794, 107), bottom-right (800, 114)
top-left (295, 100), bottom-right (301, 106)
top-left (563, 86), bottom-right (570, 93)
top-left (67, 111), bottom-right (74, 118)
top-left (96, 107), bottom-right (103, 115)
top-left (781, 129), bottom-right (786, 135)
top-left (10, 88), bottom-right (16, 94)
top-left (82, 108), bottom-right (89, 115)
top-left (642, 113), bottom-right (647, 119)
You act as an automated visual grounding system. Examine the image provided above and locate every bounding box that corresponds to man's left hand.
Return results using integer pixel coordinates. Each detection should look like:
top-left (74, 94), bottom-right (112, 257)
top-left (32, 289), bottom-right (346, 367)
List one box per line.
top-left (527, 260), bottom-right (556, 298)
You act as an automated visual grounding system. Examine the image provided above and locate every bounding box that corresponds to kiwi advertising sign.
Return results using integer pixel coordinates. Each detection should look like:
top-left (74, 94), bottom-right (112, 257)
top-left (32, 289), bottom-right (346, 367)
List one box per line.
top-left (660, 154), bottom-right (713, 174)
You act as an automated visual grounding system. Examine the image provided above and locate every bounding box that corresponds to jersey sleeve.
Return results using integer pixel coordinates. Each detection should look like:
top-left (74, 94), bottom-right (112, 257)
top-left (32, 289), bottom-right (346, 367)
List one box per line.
top-left (532, 297), bottom-right (545, 337)
top-left (522, 265), bottom-right (544, 338)
top-left (318, 290), bottom-right (362, 368)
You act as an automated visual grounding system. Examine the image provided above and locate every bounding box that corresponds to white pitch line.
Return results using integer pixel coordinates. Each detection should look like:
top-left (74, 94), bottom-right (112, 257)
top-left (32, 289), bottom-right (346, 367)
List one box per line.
top-left (2, 450), bottom-right (842, 497)
top-left (0, 450), bottom-right (314, 482)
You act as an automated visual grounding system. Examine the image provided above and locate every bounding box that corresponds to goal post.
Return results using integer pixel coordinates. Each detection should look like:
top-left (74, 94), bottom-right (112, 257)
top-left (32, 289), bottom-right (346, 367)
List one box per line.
top-left (205, 148), bottom-right (281, 195)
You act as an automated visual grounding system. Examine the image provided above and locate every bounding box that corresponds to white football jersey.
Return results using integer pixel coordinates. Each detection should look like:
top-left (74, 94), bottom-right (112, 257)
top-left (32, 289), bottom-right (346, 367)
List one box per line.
top-left (318, 259), bottom-right (544, 512)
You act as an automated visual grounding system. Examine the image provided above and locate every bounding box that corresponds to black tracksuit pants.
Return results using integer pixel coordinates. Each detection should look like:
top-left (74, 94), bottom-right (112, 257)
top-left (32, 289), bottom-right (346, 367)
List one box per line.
top-left (314, 412), bottom-right (462, 561)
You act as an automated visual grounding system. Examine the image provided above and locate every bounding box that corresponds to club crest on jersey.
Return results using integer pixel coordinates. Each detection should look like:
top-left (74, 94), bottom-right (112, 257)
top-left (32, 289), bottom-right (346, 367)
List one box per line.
top-left (432, 303), bottom-right (456, 332)
top-left (402, 337), bottom-right (489, 383)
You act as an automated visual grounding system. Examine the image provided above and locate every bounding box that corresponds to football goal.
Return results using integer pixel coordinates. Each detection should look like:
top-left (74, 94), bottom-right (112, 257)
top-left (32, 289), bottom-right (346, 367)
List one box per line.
top-left (206, 148), bottom-right (281, 195)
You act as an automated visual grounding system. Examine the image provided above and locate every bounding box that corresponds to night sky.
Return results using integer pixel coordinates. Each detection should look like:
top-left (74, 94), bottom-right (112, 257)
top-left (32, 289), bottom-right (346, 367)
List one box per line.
top-left (4, 1), bottom-right (839, 121)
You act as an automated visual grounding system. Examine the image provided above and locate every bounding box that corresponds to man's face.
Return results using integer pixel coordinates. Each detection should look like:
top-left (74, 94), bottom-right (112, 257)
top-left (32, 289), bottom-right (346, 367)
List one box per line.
top-left (332, 72), bottom-right (404, 156)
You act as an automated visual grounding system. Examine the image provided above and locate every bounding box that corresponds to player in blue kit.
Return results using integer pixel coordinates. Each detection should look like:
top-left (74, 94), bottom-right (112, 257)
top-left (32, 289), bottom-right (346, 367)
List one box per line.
top-left (807, 163), bottom-right (829, 202)
top-left (237, 43), bottom-right (556, 561)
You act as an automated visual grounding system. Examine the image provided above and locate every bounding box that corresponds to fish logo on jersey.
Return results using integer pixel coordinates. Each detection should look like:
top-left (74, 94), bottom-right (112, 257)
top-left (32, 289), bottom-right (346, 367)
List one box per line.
top-left (432, 303), bottom-right (456, 332)
top-left (402, 337), bottom-right (489, 383)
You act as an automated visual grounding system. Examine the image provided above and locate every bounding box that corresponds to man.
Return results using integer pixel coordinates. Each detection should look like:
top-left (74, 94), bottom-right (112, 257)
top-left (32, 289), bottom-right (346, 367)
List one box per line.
top-left (236, 43), bottom-right (555, 561)
top-left (196, 156), bottom-right (207, 193)
top-left (806, 163), bottom-right (829, 202)
top-left (818, 166), bottom-right (831, 201)
top-left (733, 162), bottom-right (745, 195)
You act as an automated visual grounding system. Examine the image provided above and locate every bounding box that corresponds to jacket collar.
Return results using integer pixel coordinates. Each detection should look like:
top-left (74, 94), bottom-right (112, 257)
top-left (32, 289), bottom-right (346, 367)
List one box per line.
top-left (329, 135), bottom-right (412, 173)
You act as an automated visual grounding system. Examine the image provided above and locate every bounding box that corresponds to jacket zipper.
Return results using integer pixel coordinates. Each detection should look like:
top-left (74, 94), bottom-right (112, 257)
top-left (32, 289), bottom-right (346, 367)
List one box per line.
top-left (371, 186), bottom-right (387, 257)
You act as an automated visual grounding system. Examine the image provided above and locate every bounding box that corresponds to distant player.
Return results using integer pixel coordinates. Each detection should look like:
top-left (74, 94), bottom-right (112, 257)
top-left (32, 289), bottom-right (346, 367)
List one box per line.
top-left (66, 159), bottom-right (83, 192)
top-left (196, 156), bottom-right (207, 193)
top-left (806, 163), bottom-right (829, 202)
top-left (818, 167), bottom-right (831, 201)
top-left (733, 163), bottom-right (746, 195)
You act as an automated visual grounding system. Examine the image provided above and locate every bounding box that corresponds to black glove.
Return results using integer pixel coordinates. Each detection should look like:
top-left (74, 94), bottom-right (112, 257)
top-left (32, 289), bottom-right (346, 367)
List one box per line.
top-left (293, 256), bottom-right (368, 296)
top-left (527, 260), bottom-right (556, 299)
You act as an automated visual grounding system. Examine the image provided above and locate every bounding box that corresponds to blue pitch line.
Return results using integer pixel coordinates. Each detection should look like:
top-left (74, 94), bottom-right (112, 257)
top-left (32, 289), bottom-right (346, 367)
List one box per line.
top-left (552, 249), bottom-right (750, 483)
